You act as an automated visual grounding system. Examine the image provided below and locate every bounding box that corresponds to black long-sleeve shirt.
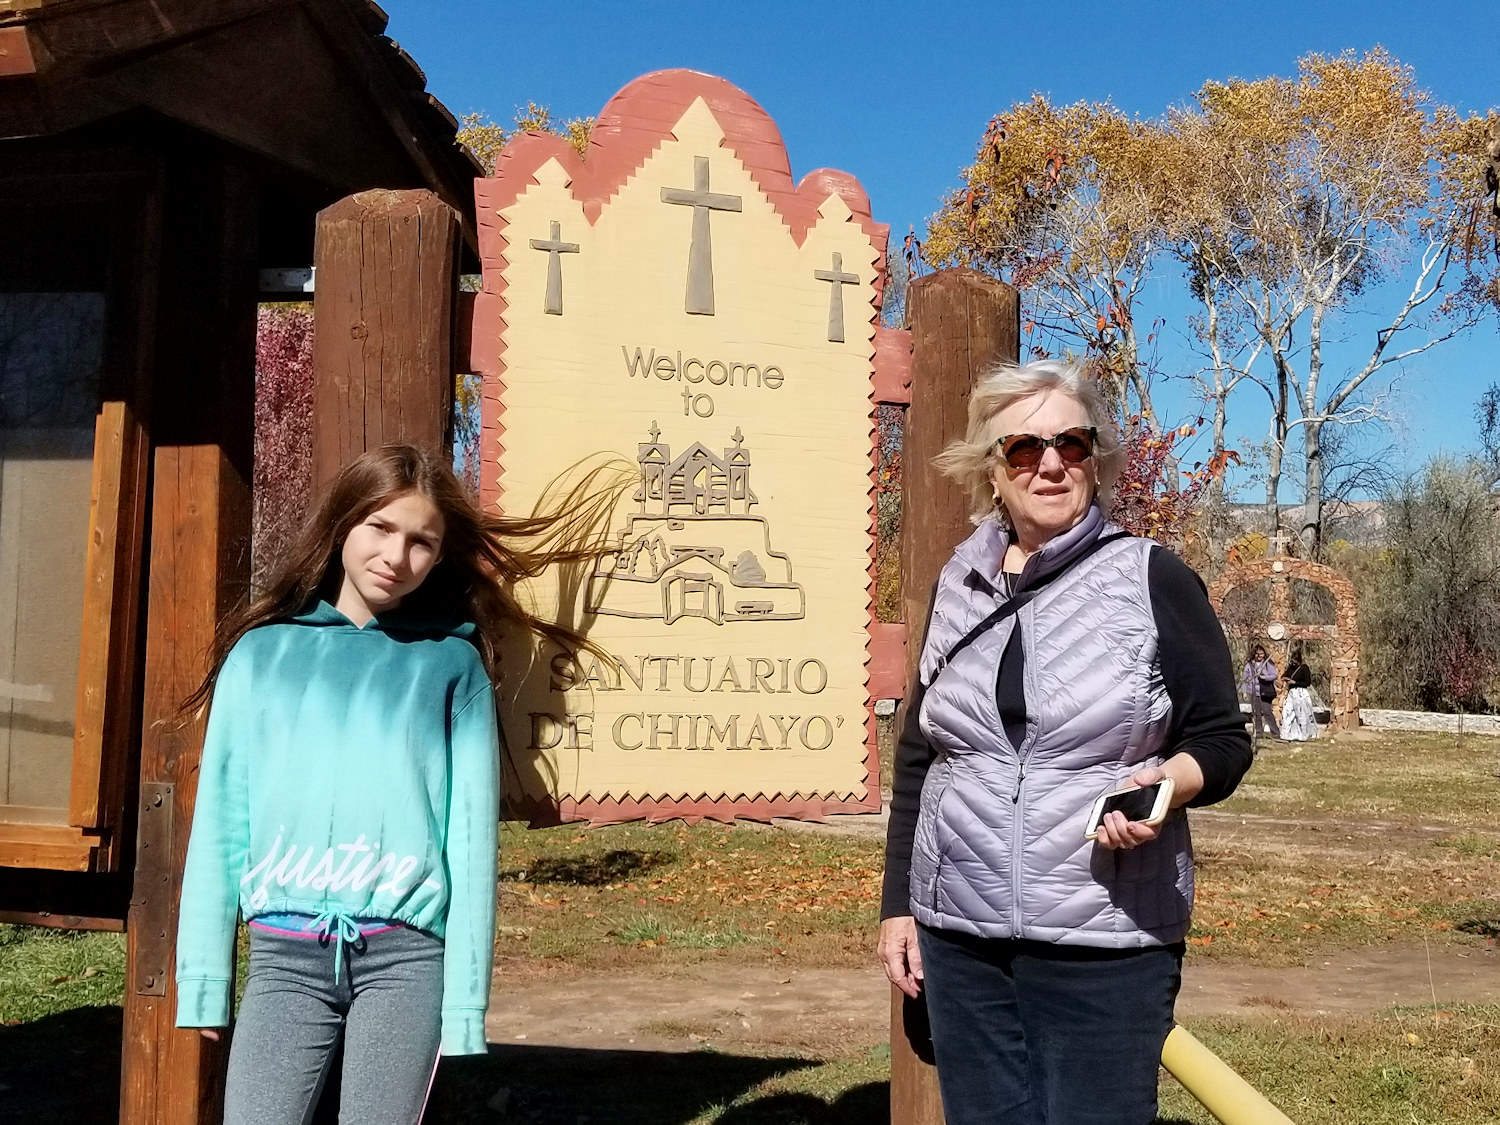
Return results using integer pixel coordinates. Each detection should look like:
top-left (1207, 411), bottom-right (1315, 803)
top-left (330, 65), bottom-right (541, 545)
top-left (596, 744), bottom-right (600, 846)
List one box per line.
top-left (880, 546), bottom-right (1253, 919)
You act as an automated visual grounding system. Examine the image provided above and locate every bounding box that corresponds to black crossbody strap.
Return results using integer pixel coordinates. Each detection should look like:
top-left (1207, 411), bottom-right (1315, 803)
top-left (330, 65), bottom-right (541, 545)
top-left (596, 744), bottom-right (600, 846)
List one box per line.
top-left (921, 531), bottom-right (1133, 690)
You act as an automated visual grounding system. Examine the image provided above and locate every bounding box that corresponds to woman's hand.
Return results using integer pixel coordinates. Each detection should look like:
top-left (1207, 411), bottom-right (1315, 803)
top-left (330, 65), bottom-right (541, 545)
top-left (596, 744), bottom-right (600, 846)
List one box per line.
top-left (877, 915), bottom-right (924, 998)
top-left (1093, 755), bottom-right (1206, 851)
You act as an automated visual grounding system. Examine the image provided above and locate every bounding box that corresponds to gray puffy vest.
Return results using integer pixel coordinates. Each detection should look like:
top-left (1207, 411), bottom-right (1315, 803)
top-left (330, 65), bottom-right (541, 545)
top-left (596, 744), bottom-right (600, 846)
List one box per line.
top-left (909, 505), bottom-right (1193, 947)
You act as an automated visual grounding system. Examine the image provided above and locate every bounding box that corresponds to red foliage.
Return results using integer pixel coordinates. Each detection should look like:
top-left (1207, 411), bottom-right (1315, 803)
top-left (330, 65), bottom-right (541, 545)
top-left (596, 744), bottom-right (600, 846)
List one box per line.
top-left (253, 305), bottom-right (314, 590)
top-left (1109, 417), bottom-right (1235, 548)
top-left (1438, 633), bottom-right (1488, 713)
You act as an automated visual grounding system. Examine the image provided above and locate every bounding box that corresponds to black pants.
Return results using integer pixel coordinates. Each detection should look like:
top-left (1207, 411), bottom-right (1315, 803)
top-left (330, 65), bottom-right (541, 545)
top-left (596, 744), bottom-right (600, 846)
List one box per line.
top-left (917, 925), bottom-right (1182, 1125)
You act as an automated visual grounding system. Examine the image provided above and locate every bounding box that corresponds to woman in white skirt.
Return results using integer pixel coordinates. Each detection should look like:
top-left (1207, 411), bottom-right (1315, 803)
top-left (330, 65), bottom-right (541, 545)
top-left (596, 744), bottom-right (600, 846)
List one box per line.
top-left (1281, 645), bottom-right (1318, 741)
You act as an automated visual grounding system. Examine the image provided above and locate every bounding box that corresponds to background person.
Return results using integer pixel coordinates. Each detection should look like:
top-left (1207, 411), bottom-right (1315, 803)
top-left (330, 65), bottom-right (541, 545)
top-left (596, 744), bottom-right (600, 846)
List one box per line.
top-left (174, 445), bottom-right (611, 1125)
top-left (877, 360), bottom-right (1253, 1125)
top-left (1242, 643), bottom-right (1280, 740)
top-left (1280, 644), bottom-right (1317, 741)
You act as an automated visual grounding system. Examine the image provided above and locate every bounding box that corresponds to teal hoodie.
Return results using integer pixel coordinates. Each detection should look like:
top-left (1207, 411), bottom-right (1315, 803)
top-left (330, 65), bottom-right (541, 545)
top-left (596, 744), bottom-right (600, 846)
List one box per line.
top-left (174, 601), bottom-right (500, 1055)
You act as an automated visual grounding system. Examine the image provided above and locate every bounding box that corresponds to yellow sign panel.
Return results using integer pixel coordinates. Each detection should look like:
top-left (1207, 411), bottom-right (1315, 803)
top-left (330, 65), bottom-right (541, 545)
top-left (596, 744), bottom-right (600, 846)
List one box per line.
top-left (474, 72), bottom-right (886, 820)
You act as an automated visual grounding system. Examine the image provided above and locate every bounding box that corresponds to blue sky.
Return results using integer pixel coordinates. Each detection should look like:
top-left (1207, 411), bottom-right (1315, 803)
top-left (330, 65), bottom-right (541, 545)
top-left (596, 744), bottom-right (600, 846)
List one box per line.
top-left (385, 1), bottom-right (1498, 493)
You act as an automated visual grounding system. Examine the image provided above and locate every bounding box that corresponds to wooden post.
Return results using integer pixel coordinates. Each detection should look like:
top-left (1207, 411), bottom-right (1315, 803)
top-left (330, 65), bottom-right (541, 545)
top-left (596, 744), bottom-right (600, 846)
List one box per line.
top-left (891, 268), bottom-right (1019, 1125)
top-left (121, 152), bottom-right (257, 1125)
top-left (310, 188), bottom-right (459, 493)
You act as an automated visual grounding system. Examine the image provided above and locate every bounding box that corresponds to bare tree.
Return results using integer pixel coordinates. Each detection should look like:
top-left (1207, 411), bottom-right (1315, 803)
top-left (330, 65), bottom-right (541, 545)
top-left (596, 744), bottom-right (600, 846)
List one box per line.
top-left (924, 96), bottom-right (1175, 425)
top-left (1170, 51), bottom-right (1500, 557)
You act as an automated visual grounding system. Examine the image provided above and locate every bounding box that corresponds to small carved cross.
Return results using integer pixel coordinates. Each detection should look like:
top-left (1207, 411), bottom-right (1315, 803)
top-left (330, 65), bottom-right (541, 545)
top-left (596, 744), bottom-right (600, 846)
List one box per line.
top-left (529, 221), bottom-right (580, 315)
top-left (661, 156), bottom-right (742, 315)
top-left (814, 252), bottom-right (859, 342)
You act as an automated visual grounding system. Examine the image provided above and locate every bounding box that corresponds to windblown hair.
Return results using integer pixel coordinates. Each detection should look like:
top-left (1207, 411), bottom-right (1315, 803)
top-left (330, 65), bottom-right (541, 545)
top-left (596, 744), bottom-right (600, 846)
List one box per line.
top-left (182, 443), bottom-right (624, 716)
top-left (931, 359), bottom-right (1124, 525)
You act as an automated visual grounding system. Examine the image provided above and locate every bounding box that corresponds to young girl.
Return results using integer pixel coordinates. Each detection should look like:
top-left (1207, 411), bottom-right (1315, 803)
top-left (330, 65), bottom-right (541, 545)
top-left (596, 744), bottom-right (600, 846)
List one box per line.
top-left (174, 444), bottom-right (611, 1124)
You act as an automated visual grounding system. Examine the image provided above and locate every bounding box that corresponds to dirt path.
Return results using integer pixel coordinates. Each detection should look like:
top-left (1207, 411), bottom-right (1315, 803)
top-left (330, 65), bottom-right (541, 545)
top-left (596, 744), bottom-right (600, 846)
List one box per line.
top-left (485, 941), bottom-right (1500, 1055)
top-left (486, 805), bottom-right (1499, 1055)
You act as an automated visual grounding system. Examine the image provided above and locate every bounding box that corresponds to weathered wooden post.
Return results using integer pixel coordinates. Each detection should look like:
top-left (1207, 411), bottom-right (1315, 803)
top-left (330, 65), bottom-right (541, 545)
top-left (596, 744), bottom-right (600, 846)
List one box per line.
top-left (891, 267), bottom-right (1019, 1125)
top-left (121, 157), bottom-right (258, 1125)
top-left (311, 188), bottom-right (460, 488)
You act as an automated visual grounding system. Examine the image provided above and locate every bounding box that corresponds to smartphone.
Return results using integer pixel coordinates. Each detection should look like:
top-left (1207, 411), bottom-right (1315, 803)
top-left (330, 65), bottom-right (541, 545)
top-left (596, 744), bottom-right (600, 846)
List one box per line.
top-left (1084, 778), bottom-right (1175, 840)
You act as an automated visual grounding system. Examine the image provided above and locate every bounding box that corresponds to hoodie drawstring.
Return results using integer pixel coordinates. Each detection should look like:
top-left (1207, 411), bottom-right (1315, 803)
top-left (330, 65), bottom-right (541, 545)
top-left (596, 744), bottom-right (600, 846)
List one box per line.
top-left (307, 909), bottom-right (362, 983)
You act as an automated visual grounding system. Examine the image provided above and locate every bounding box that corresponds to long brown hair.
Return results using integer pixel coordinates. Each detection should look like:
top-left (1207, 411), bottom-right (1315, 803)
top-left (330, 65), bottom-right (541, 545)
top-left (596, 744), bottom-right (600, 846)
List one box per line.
top-left (182, 443), bottom-right (623, 715)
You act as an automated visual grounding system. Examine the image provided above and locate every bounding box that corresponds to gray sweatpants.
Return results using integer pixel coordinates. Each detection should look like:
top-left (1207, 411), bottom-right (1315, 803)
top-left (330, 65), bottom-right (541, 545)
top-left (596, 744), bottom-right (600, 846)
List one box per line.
top-left (1249, 693), bottom-right (1280, 739)
top-left (223, 924), bottom-right (444, 1125)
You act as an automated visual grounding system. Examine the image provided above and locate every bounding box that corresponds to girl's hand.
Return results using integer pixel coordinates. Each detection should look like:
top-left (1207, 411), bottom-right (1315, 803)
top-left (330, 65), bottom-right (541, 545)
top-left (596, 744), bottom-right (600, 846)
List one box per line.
top-left (1093, 756), bottom-right (1205, 851)
top-left (877, 915), bottom-right (924, 998)
top-left (198, 1029), bottom-right (221, 1042)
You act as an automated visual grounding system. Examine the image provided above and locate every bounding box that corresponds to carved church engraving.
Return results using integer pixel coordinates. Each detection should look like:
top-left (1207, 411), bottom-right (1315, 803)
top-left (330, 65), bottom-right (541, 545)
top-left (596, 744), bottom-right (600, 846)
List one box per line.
top-left (587, 424), bottom-right (805, 625)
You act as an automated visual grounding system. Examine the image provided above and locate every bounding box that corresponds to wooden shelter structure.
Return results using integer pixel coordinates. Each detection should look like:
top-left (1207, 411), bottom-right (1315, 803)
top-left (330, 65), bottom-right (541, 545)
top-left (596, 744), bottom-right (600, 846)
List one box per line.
top-left (0, 1), bottom-right (476, 1120)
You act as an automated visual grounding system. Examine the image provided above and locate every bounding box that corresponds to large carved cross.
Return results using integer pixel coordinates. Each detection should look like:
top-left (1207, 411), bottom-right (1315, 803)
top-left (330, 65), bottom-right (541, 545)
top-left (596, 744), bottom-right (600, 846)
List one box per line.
top-left (529, 221), bottom-right (580, 315)
top-left (661, 156), bottom-right (742, 315)
top-left (814, 252), bottom-right (859, 342)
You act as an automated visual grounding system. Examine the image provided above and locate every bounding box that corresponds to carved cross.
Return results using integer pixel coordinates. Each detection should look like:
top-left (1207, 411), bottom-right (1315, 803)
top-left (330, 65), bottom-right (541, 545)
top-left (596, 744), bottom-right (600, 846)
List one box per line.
top-left (814, 252), bottom-right (859, 342)
top-left (661, 156), bottom-right (742, 315)
top-left (529, 221), bottom-right (579, 315)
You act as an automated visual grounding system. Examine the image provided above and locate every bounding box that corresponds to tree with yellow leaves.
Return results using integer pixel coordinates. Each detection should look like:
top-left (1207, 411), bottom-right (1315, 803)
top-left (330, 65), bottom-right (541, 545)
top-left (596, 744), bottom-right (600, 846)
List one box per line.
top-left (1170, 49), bottom-right (1500, 557)
top-left (457, 101), bottom-right (593, 174)
top-left (926, 97), bottom-right (1176, 427)
top-left (933, 51), bottom-right (1499, 561)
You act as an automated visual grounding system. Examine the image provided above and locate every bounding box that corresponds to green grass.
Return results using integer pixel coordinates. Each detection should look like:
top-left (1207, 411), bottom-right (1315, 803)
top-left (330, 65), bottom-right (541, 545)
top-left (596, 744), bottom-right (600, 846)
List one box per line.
top-left (1222, 731), bottom-right (1500, 829)
top-left (612, 912), bottom-right (760, 950)
top-left (0, 924), bottom-right (126, 1023)
top-left (493, 820), bottom-right (884, 972)
top-left (1183, 732), bottom-right (1500, 961)
top-left (1160, 1005), bottom-right (1500, 1125)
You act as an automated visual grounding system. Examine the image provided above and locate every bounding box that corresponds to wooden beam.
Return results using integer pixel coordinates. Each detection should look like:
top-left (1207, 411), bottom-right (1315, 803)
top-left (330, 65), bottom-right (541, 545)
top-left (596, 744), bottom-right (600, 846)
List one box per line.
top-left (123, 445), bottom-right (245, 1125)
top-left (892, 267), bottom-right (1019, 1125)
top-left (120, 149), bottom-right (256, 1125)
top-left (0, 823), bottom-right (101, 871)
top-left (310, 187), bottom-right (457, 495)
top-left (69, 400), bottom-right (148, 853)
top-left (0, 909), bottom-right (125, 930)
top-left (2, 0), bottom-right (287, 81)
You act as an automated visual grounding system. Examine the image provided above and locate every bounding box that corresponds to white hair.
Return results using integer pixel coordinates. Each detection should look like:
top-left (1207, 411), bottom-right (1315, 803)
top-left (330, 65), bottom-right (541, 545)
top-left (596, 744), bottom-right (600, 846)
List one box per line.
top-left (931, 359), bottom-right (1124, 525)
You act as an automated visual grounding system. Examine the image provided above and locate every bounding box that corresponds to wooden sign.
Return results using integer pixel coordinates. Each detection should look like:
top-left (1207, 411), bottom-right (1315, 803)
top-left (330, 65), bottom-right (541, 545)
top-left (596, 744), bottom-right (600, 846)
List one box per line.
top-left (473, 70), bottom-right (888, 824)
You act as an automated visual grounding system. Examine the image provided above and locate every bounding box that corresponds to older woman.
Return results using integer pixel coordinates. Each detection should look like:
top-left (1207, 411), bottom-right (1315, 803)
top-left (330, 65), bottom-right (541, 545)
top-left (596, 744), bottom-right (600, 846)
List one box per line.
top-left (878, 360), bottom-right (1252, 1125)
top-left (1242, 643), bottom-right (1281, 740)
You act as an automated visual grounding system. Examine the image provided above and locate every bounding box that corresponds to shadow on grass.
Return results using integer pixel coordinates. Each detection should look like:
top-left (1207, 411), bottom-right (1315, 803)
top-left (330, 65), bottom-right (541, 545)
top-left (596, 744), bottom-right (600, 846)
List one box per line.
top-left (429, 1044), bottom-right (834, 1125)
top-left (428, 1046), bottom-right (1198, 1125)
top-left (0, 1004), bottom-right (121, 1125)
top-left (1456, 918), bottom-right (1500, 938)
top-left (502, 849), bottom-right (674, 887)
top-left (0, 1013), bottom-right (1207, 1125)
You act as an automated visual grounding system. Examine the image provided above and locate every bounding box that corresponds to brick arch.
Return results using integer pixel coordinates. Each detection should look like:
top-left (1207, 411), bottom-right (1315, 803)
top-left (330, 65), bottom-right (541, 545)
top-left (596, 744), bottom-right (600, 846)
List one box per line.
top-left (1208, 557), bottom-right (1360, 732)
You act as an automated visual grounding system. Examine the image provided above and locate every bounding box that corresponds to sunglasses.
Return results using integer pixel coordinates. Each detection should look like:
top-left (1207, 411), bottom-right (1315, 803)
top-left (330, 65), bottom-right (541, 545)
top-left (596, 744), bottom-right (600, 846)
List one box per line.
top-left (991, 426), bottom-right (1098, 469)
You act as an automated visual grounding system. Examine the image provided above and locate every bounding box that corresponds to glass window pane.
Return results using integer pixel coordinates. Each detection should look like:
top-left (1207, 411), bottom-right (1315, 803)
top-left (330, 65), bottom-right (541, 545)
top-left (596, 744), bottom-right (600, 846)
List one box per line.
top-left (0, 292), bottom-right (104, 821)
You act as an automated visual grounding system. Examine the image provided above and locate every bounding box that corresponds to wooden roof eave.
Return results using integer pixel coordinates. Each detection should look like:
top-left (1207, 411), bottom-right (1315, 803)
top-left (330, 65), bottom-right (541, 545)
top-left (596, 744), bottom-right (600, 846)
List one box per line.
top-left (302, 0), bottom-right (480, 252)
top-left (0, 0), bottom-right (479, 250)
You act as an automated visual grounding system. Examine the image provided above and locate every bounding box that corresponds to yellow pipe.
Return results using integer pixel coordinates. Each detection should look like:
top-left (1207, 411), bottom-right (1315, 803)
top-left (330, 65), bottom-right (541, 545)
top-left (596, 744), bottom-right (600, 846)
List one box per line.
top-left (1161, 1025), bottom-right (1295, 1125)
